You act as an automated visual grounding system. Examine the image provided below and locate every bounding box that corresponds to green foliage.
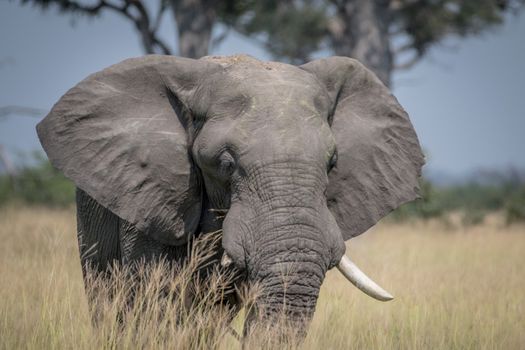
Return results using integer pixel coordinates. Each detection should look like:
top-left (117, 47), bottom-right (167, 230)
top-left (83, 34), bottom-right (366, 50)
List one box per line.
top-left (391, 170), bottom-right (525, 225)
top-left (0, 153), bottom-right (75, 207)
top-left (224, 0), bottom-right (523, 65)
top-left (2, 153), bottom-right (524, 226)
top-left (18, 0), bottom-right (524, 74)
top-left (390, 179), bottom-right (446, 221)
top-left (505, 185), bottom-right (525, 224)
top-left (397, 0), bottom-right (512, 57)
top-left (461, 208), bottom-right (486, 226)
top-left (220, 0), bottom-right (328, 63)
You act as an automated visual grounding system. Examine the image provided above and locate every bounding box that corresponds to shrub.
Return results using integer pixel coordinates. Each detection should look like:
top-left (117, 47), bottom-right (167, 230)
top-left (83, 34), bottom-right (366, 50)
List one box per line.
top-left (461, 208), bottom-right (486, 226)
top-left (505, 186), bottom-right (525, 224)
top-left (390, 179), bottom-right (446, 221)
top-left (0, 152), bottom-right (75, 207)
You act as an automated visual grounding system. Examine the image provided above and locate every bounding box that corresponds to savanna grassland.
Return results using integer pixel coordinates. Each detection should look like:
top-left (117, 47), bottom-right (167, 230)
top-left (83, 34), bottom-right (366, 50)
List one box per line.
top-left (1, 206), bottom-right (524, 349)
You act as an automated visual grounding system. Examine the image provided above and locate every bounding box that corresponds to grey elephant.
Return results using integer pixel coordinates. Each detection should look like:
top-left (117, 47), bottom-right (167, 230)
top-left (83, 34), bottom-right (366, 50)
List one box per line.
top-left (37, 54), bottom-right (424, 336)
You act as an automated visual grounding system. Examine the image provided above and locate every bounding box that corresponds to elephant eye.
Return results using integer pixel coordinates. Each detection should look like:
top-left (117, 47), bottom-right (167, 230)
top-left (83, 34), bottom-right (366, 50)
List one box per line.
top-left (218, 151), bottom-right (236, 178)
top-left (328, 151), bottom-right (337, 173)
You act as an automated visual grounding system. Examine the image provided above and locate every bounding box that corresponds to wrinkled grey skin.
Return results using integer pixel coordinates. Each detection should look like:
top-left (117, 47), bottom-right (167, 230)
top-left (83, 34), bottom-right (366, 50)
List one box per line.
top-left (37, 54), bottom-right (424, 335)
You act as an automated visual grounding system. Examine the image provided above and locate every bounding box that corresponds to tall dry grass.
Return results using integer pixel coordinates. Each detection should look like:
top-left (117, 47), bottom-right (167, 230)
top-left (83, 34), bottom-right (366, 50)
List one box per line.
top-left (1, 206), bottom-right (524, 349)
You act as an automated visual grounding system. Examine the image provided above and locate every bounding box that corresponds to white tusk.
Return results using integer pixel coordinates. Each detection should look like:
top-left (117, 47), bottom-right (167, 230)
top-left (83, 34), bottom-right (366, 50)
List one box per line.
top-left (337, 254), bottom-right (394, 302)
top-left (221, 252), bottom-right (233, 267)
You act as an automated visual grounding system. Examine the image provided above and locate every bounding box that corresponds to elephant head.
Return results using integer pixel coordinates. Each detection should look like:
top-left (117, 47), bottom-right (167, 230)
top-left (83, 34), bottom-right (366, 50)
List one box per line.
top-left (37, 55), bottom-right (423, 334)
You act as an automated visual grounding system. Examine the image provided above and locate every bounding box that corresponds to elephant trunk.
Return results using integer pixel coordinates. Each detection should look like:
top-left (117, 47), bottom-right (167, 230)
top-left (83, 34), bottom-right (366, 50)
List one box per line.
top-left (221, 161), bottom-right (345, 339)
top-left (242, 247), bottom-right (325, 339)
top-left (238, 208), bottom-right (335, 339)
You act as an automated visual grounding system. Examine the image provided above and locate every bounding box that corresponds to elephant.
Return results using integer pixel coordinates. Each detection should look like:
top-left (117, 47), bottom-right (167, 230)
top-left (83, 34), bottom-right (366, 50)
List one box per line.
top-left (36, 54), bottom-right (424, 337)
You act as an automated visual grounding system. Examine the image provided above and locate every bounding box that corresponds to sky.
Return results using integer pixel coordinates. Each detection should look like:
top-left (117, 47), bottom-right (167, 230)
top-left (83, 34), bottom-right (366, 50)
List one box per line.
top-left (0, 2), bottom-right (524, 178)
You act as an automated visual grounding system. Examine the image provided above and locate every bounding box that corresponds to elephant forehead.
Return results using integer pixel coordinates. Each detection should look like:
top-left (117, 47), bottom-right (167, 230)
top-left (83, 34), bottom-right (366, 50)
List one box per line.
top-left (228, 62), bottom-right (326, 97)
top-left (201, 59), bottom-right (332, 114)
top-left (228, 109), bottom-right (336, 166)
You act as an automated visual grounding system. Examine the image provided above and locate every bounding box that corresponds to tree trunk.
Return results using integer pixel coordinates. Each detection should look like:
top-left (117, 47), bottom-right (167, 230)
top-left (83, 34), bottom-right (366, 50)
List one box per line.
top-left (170, 0), bottom-right (217, 58)
top-left (329, 0), bottom-right (393, 87)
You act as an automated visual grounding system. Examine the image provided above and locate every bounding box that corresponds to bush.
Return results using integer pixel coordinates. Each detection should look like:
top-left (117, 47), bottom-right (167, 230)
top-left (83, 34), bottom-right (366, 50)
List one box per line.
top-left (390, 179), bottom-right (446, 221)
top-left (461, 208), bottom-right (486, 226)
top-left (1, 152), bottom-right (524, 226)
top-left (505, 186), bottom-right (525, 224)
top-left (0, 152), bottom-right (75, 207)
top-left (390, 170), bottom-right (525, 225)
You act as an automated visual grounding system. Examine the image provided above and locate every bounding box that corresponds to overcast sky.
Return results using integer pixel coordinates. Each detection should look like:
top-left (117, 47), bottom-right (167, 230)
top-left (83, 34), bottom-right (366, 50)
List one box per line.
top-left (1, 3), bottom-right (524, 177)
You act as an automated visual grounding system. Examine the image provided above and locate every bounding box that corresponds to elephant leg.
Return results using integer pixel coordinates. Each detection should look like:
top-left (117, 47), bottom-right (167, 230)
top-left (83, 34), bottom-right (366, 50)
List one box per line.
top-left (118, 221), bottom-right (196, 318)
top-left (76, 187), bottom-right (121, 278)
top-left (76, 187), bottom-right (122, 323)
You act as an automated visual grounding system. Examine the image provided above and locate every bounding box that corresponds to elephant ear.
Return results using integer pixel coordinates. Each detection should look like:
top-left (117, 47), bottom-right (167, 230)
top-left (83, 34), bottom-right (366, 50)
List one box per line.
top-left (301, 57), bottom-right (424, 240)
top-left (37, 55), bottom-right (222, 245)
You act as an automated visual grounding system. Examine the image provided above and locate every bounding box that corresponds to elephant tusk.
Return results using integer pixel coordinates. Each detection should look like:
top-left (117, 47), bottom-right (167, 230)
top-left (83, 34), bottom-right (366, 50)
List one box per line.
top-left (337, 254), bottom-right (394, 302)
top-left (221, 252), bottom-right (233, 267)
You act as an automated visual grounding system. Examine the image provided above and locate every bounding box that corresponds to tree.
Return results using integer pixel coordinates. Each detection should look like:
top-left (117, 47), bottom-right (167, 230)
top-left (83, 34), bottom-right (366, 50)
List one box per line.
top-left (16, 0), bottom-right (525, 84)
top-left (18, 0), bottom-right (230, 58)
top-left (227, 0), bottom-right (525, 86)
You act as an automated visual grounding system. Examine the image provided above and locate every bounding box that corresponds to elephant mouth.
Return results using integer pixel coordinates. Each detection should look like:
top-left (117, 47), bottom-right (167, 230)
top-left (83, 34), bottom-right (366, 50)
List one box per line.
top-left (242, 299), bottom-right (315, 341)
top-left (233, 272), bottom-right (319, 341)
top-left (221, 250), bottom-right (394, 302)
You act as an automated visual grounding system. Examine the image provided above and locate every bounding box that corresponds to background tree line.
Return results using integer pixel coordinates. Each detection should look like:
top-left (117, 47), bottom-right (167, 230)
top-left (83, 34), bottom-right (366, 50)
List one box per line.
top-left (1, 154), bottom-right (524, 225)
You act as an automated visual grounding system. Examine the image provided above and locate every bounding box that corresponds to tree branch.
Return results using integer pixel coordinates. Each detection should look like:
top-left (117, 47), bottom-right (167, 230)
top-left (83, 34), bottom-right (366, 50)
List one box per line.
top-left (394, 54), bottom-right (422, 70)
top-left (210, 26), bottom-right (230, 50)
top-left (327, 0), bottom-right (346, 13)
top-left (28, 0), bottom-right (173, 55)
top-left (119, 0), bottom-right (168, 54)
top-left (98, 1), bottom-right (135, 21)
top-left (52, 0), bottom-right (106, 14)
top-left (152, 0), bottom-right (169, 33)
top-left (392, 41), bottom-right (414, 54)
top-left (0, 105), bottom-right (45, 119)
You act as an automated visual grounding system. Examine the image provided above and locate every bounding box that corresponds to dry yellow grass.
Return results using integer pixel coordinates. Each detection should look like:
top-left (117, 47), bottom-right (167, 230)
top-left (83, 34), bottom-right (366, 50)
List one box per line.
top-left (1, 206), bottom-right (524, 349)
